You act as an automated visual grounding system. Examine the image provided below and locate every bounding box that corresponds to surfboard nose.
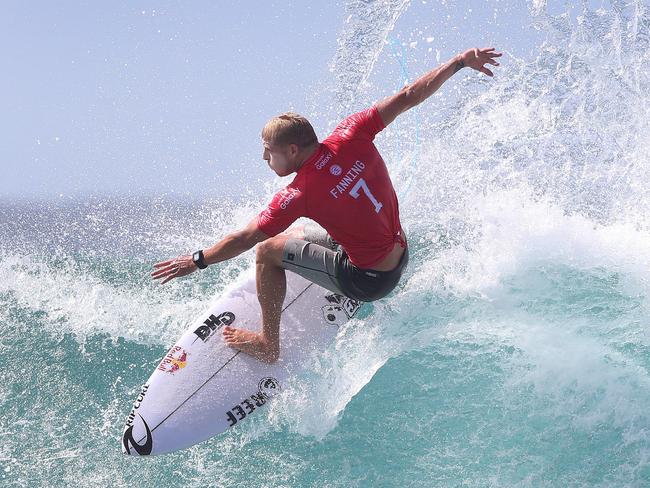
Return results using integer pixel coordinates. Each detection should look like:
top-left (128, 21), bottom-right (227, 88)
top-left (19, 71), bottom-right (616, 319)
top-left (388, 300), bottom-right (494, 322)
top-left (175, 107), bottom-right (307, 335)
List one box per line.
top-left (121, 413), bottom-right (153, 456)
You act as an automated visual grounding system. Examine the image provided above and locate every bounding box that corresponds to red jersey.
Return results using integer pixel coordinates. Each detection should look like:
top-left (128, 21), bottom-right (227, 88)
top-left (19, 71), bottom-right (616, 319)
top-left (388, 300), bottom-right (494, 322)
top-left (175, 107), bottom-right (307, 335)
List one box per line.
top-left (256, 106), bottom-right (405, 269)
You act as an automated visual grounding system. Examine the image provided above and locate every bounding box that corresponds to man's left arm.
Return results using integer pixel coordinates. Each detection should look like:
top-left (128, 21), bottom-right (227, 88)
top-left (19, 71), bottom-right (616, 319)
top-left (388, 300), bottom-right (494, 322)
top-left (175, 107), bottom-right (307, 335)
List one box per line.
top-left (376, 47), bottom-right (502, 127)
top-left (151, 218), bottom-right (268, 284)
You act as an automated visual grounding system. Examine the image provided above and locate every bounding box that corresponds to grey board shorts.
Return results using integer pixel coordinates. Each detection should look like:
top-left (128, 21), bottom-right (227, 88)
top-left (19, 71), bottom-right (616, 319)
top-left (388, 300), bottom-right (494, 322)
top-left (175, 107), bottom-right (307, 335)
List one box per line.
top-left (281, 224), bottom-right (408, 302)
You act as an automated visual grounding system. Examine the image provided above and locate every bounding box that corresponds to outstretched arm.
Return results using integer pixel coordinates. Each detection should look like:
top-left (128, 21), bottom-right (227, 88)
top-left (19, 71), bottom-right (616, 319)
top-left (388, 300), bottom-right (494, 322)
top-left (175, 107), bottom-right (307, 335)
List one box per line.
top-left (152, 218), bottom-right (268, 284)
top-left (376, 47), bottom-right (502, 127)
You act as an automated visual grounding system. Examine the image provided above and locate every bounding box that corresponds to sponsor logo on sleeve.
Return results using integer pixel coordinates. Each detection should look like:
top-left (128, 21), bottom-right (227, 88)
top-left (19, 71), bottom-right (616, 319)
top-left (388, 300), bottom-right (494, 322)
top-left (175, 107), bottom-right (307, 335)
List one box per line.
top-left (258, 210), bottom-right (271, 226)
top-left (333, 116), bottom-right (359, 138)
top-left (193, 311), bottom-right (235, 343)
top-left (322, 293), bottom-right (362, 326)
top-left (279, 188), bottom-right (300, 210)
top-left (224, 377), bottom-right (281, 427)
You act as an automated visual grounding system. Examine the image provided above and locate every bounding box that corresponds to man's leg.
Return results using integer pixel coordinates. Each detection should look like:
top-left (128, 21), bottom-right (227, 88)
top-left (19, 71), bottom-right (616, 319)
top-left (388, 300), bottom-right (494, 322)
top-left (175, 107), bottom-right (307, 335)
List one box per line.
top-left (222, 230), bottom-right (300, 363)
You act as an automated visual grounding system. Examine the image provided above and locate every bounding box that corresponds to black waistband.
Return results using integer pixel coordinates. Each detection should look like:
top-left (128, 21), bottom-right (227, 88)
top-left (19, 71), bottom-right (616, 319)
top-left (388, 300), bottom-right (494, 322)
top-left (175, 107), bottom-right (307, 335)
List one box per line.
top-left (364, 245), bottom-right (409, 277)
top-left (337, 246), bottom-right (409, 302)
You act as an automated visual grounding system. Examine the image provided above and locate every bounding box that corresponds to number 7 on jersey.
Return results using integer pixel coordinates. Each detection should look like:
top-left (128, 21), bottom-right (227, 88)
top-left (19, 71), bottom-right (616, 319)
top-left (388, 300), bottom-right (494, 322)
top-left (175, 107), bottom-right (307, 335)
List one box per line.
top-left (350, 178), bottom-right (383, 213)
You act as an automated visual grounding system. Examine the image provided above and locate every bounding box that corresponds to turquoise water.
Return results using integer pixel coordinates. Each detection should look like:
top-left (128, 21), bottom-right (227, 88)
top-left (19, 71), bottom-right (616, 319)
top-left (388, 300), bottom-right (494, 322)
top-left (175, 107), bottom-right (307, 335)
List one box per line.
top-left (4, 1), bottom-right (650, 486)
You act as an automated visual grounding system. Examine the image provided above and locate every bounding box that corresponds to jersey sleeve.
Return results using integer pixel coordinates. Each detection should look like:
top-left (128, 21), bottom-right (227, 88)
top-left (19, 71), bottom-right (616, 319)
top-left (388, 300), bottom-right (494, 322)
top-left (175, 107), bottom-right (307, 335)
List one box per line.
top-left (256, 184), bottom-right (305, 237)
top-left (328, 106), bottom-right (386, 143)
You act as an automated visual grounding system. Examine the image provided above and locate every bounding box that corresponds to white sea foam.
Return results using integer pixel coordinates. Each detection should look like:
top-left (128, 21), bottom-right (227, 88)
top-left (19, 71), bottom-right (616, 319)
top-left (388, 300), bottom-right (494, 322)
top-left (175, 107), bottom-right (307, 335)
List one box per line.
top-left (0, 251), bottom-right (252, 346)
top-left (4, 1), bottom-right (650, 484)
top-left (236, 0), bottom-right (650, 442)
top-left (405, 189), bottom-right (650, 299)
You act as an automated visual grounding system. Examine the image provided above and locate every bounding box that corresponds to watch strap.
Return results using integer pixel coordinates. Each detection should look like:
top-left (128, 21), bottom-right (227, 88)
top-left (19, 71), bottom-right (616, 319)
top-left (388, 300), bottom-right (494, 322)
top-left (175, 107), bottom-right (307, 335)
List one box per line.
top-left (193, 250), bottom-right (208, 269)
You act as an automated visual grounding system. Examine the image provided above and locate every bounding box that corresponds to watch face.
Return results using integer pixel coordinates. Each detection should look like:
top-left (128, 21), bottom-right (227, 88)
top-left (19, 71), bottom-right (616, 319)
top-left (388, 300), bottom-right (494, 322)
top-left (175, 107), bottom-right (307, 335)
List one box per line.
top-left (193, 251), bottom-right (205, 268)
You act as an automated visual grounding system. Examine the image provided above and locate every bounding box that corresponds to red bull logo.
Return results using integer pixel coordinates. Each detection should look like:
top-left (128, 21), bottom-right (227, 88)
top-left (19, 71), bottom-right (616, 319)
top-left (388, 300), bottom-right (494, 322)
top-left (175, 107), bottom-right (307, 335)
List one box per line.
top-left (157, 345), bottom-right (189, 374)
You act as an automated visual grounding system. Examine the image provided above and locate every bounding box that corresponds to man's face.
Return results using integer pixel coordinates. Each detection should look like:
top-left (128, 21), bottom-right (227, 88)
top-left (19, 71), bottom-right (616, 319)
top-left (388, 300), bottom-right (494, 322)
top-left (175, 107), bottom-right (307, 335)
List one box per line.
top-left (262, 139), bottom-right (296, 177)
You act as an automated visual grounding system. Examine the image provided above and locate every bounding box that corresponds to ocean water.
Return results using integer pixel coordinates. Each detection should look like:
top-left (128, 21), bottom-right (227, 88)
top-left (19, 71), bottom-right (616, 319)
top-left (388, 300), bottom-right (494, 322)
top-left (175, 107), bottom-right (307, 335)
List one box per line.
top-left (3, 1), bottom-right (650, 486)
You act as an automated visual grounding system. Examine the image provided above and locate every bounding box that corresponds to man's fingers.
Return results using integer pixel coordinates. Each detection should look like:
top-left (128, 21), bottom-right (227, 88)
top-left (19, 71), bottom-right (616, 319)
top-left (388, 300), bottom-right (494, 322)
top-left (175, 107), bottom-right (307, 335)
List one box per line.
top-left (482, 52), bottom-right (501, 62)
top-left (151, 264), bottom-right (175, 278)
top-left (160, 266), bottom-right (182, 284)
top-left (152, 254), bottom-right (195, 284)
top-left (152, 270), bottom-right (171, 281)
top-left (151, 266), bottom-right (168, 277)
top-left (160, 275), bottom-right (175, 285)
top-left (480, 66), bottom-right (494, 77)
top-left (152, 261), bottom-right (183, 280)
top-left (153, 259), bottom-right (174, 269)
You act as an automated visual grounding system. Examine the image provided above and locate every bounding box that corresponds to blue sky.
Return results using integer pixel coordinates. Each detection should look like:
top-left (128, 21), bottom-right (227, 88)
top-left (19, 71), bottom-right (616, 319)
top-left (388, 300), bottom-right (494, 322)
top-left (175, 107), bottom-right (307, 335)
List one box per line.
top-left (1, 1), bottom-right (554, 200)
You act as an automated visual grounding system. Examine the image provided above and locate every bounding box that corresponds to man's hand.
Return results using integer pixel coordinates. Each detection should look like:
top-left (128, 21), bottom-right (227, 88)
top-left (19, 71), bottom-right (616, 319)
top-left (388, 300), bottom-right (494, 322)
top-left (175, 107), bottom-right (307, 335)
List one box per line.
top-left (151, 255), bottom-right (197, 284)
top-left (150, 219), bottom-right (267, 286)
top-left (459, 47), bottom-right (502, 77)
top-left (377, 45), bottom-right (502, 127)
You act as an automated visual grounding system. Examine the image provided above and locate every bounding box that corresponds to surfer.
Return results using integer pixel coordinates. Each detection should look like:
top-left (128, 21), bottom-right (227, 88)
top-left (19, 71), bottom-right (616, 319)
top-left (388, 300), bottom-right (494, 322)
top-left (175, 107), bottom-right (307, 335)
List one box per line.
top-left (152, 47), bottom-right (501, 363)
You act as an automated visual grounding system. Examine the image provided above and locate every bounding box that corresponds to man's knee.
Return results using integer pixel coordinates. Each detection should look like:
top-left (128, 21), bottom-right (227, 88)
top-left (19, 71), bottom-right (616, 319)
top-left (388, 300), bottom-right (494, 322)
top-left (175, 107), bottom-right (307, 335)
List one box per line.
top-left (256, 236), bottom-right (287, 265)
top-left (280, 225), bottom-right (305, 240)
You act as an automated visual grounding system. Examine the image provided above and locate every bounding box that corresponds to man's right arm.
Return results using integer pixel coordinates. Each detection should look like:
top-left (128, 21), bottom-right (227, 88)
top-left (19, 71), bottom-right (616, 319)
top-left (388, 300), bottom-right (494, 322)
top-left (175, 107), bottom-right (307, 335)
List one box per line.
top-left (203, 183), bottom-right (304, 265)
top-left (202, 218), bottom-right (268, 265)
top-left (376, 47), bottom-right (502, 127)
top-left (151, 218), bottom-right (268, 284)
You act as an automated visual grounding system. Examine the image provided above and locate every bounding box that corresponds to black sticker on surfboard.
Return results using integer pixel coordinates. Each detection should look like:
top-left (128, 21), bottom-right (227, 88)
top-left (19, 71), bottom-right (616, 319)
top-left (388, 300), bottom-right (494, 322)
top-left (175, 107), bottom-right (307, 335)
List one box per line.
top-left (122, 413), bottom-right (153, 456)
top-left (225, 377), bottom-right (281, 427)
top-left (322, 294), bottom-right (361, 325)
top-left (193, 311), bottom-right (236, 343)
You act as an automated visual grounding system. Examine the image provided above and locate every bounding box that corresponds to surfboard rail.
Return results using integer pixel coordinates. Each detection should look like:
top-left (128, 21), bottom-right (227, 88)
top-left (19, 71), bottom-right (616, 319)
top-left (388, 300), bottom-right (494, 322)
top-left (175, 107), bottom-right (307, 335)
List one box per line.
top-left (121, 269), bottom-right (362, 456)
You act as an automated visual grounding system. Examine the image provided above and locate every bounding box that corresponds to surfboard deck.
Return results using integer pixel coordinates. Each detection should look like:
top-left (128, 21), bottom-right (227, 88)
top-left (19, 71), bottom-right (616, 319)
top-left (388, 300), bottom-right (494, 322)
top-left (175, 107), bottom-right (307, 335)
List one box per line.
top-left (121, 269), bottom-right (361, 456)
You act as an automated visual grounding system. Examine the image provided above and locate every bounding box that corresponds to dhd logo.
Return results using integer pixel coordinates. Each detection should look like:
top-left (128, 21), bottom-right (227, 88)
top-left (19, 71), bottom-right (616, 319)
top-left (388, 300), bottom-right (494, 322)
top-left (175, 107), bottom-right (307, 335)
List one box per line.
top-left (193, 311), bottom-right (235, 342)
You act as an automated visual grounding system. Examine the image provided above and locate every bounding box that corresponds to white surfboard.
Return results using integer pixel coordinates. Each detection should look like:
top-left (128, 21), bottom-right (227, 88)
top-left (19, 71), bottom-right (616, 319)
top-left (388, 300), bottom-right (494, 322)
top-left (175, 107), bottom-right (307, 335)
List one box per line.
top-left (121, 268), bottom-right (362, 456)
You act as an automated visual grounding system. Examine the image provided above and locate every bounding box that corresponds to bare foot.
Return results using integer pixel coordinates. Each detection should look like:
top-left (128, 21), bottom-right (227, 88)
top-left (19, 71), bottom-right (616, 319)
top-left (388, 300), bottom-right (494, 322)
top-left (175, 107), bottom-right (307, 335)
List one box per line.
top-left (222, 326), bottom-right (279, 363)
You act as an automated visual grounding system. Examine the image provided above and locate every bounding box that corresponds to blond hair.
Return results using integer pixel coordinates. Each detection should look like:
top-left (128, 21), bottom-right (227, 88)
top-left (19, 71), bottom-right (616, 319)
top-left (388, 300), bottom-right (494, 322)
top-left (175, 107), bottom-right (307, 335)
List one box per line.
top-left (262, 112), bottom-right (318, 148)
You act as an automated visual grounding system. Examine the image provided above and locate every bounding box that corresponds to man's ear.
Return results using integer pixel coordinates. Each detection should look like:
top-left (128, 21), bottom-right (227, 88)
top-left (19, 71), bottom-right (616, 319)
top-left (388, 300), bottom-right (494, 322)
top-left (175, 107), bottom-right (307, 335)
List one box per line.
top-left (288, 143), bottom-right (300, 157)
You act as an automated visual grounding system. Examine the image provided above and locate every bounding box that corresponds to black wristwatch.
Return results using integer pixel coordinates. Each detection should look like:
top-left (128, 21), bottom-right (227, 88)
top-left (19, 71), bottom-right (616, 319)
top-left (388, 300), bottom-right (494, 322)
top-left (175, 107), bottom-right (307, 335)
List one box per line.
top-left (192, 250), bottom-right (208, 269)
